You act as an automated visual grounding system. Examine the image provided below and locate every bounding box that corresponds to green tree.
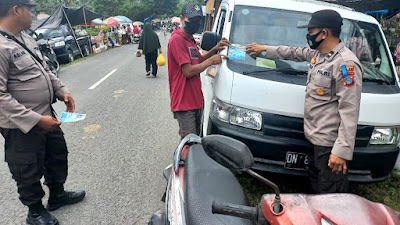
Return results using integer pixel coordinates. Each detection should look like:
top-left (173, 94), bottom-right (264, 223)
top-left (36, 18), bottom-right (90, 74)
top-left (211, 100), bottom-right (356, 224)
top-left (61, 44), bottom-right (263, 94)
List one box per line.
top-left (92, 0), bottom-right (125, 18)
top-left (33, 0), bottom-right (94, 15)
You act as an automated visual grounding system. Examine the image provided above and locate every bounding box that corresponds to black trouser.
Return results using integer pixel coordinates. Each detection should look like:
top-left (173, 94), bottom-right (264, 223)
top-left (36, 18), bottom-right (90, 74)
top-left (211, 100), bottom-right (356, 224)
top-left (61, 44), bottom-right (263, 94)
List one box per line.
top-left (308, 145), bottom-right (348, 194)
top-left (145, 50), bottom-right (158, 76)
top-left (1, 126), bottom-right (68, 206)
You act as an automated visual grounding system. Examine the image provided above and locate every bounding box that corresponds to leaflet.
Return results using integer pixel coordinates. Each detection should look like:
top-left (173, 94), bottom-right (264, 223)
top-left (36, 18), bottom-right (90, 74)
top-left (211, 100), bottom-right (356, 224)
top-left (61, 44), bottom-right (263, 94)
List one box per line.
top-left (60, 112), bottom-right (87, 123)
top-left (228, 44), bottom-right (246, 60)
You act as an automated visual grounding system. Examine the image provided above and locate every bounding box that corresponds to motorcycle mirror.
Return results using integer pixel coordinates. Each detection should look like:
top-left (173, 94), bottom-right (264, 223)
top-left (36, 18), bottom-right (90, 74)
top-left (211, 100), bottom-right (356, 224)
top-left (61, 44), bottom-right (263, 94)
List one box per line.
top-left (202, 135), bottom-right (254, 172)
top-left (38, 33), bottom-right (44, 40)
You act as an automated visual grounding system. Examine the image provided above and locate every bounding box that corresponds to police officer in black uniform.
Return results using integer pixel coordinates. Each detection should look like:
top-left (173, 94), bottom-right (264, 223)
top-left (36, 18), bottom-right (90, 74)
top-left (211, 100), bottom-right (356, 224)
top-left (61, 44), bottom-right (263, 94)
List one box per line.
top-left (0, 1), bottom-right (85, 224)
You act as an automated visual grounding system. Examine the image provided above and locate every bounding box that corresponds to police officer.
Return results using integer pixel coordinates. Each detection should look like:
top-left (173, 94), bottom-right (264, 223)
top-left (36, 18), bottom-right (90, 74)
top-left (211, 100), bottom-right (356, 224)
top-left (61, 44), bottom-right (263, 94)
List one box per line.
top-left (246, 9), bottom-right (362, 193)
top-left (0, 1), bottom-right (85, 224)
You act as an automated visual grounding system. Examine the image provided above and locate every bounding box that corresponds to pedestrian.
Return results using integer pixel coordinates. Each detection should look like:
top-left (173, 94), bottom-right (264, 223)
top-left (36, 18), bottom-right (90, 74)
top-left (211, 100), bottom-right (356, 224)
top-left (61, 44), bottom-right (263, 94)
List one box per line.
top-left (167, 2), bottom-right (230, 139)
top-left (113, 25), bottom-right (120, 45)
top-left (136, 23), bottom-right (162, 78)
top-left (246, 9), bottom-right (363, 194)
top-left (133, 24), bottom-right (141, 35)
top-left (127, 24), bottom-right (132, 43)
top-left (0, 1), bottom-right (85, 224)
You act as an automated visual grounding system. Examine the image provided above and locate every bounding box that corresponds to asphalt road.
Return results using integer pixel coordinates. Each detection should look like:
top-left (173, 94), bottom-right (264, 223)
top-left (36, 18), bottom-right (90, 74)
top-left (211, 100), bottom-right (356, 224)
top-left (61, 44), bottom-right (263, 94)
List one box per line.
top-left (0, 32), bottom-right (177, 224)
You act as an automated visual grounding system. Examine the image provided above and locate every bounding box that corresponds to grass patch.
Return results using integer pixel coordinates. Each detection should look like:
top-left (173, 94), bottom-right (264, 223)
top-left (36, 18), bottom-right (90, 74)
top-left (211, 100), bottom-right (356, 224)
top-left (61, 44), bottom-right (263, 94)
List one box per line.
top-left (238, 169), bottom-right (400, 211)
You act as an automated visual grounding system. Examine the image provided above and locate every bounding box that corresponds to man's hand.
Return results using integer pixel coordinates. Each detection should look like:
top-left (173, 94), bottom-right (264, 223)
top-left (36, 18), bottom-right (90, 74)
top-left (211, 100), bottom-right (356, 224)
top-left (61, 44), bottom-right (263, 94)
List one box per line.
top-left (136, 50), bottom-right (142, 57)
top-left (246, 43), bottom-right (267, 55)
top-left (37, 115), bottom-right (61, 131)
top-left (328, 154), bottom-right (347, 174)
top-left (208, 54), bottom-right (229, 65)
top-left (212, 37), bottom-right (231, 52)
top-left (64, 93), bottom-right (75, 113)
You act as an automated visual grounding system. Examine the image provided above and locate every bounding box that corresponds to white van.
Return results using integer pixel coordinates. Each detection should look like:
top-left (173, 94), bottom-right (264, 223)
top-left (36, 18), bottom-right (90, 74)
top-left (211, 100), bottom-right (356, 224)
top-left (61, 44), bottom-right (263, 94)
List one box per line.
top-left (201, 0), bottom-right (400, 182)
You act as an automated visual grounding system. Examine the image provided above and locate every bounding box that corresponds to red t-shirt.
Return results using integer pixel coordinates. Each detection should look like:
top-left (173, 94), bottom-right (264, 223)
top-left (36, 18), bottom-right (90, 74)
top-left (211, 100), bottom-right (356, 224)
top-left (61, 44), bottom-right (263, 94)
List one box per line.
top-left (133, 26), bottom-right (140, 34)
top-left (168, 28), bottom-right (203, 112)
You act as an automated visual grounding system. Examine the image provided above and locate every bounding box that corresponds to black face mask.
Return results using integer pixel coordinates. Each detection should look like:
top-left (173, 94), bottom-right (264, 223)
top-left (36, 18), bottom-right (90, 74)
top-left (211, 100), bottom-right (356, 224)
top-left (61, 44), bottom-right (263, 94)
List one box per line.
top-left (184, 21), bottom-right (201, 35)
top-left (306, 30), bottom-right (325, 49)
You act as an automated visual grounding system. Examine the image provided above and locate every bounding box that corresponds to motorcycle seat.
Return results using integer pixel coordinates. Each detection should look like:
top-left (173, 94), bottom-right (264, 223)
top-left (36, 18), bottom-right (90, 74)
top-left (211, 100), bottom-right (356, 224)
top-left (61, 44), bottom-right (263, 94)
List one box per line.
top-left (184, 144), bottom-right (254, 225)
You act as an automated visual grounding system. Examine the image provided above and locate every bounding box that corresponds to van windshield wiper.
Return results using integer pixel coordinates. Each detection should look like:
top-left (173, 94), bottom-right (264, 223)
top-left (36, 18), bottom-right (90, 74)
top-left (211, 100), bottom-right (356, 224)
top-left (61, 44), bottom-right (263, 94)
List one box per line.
top-left (243, 68), bottom-right (307, 75)
top-left (363, 77), bottom-right (392, 85)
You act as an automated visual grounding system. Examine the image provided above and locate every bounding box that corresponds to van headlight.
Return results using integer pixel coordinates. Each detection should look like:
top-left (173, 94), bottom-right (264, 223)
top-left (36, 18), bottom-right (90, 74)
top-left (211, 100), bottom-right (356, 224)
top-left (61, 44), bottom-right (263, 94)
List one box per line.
top-left (230, 107), bottom-right (262, 130)
top-left (369, 127), bottom-right (399, 145)
top-left (212, 99), bottom-right (231, 122)
top-left (212, 98), bottom-right (262, 130)
top-left (54, 41), bottom-right (65, 47)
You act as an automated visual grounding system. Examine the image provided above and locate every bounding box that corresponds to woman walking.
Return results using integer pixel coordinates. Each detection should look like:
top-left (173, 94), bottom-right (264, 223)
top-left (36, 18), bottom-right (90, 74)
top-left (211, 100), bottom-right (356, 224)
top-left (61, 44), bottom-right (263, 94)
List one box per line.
top-left (136, 23), bottom-right (162, 78)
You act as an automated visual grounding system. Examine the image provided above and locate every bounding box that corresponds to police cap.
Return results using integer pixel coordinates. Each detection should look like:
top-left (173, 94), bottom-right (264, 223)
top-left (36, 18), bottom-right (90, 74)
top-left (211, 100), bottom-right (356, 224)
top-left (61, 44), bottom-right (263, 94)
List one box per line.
top-left (0, 0), bottom-right (38, 7)
top-left (298, 9), bottom-right (343, 29)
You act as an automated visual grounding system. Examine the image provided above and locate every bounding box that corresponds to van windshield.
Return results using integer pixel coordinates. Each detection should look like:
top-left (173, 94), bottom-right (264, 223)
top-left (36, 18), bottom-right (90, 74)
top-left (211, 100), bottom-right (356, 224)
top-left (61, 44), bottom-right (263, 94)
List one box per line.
top-left (229, 6), bottom-right (395, 83)
top-left (36, 28), bottom-right (63, 40)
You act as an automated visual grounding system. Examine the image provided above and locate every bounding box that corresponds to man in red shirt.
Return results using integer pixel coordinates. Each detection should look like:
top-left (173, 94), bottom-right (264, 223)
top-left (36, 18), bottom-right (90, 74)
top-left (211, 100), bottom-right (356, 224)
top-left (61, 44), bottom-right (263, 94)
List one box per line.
top-left (168, 2), bottom-right (230, 138)
top-left (133, 25), bottom-right (140, 35)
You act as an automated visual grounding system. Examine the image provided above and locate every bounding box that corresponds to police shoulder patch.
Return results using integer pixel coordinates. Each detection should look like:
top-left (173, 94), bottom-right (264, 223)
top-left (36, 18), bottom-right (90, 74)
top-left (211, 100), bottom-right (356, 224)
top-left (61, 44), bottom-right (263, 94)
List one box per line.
top-left (339, 64), bottom-right (355, 87)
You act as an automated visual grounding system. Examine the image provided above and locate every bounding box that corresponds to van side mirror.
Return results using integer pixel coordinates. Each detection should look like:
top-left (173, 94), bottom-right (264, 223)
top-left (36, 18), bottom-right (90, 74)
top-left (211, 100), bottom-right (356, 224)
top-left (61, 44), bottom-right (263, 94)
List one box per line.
top-left (202, 135), bottom-right (254, 172)
top-left (201, 31), bottom-right (218, 51)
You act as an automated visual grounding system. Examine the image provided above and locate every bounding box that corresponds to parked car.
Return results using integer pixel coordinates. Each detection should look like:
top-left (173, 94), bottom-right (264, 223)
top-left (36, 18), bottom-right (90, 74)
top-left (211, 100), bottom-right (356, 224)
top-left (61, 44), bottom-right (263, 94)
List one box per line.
top-left (35, 24), bottom-right (91, 63)
top-left (200, 0), bottom-right (400, 182)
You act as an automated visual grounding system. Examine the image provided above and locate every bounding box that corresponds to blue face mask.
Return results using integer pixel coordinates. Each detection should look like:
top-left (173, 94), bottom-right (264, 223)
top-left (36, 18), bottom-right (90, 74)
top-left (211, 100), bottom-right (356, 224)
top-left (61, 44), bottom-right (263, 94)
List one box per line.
top-left (184, 21), bottom-right (201, 35)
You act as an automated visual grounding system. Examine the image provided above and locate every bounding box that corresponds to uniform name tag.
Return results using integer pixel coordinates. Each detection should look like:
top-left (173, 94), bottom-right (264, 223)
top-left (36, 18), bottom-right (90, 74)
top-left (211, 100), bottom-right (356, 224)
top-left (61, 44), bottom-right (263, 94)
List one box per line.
top-left (13, 51), bottom-right (26, 59)
top-left (317, 69), bottom-right (331, 77)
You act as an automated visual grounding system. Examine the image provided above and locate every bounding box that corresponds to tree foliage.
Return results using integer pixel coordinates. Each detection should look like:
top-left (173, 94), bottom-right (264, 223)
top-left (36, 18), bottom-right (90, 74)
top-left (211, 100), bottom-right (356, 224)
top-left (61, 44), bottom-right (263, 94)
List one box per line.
top-left (33, 0), bottom-right (206, 21)
top-left (33, 0), bottom-right (93, 14)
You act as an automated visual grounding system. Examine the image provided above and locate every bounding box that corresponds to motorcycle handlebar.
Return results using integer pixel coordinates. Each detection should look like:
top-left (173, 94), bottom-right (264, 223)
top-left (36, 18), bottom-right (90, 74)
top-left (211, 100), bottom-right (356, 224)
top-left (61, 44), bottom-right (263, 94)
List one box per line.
top-left (212, 201), bottom-right (258, 221)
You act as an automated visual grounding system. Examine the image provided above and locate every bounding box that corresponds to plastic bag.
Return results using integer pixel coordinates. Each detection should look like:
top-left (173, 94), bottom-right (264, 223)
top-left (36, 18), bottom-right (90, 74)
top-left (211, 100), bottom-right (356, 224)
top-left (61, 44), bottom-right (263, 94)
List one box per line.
top-left (156, 53), bottom-right (166, 66)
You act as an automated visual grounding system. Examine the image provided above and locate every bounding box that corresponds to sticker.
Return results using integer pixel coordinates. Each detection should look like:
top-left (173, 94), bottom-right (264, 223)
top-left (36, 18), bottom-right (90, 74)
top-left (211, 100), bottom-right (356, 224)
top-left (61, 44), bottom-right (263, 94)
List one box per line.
top-left (242, 9), bottom-right (250, 15)
top-left (256, 57), bottom-right (276, 68)
top-left (189, 47), bottom-right (199, 59)
top-left (339, 65), bottom-right (355, 87)
top-left (316, 88), bottom-right (325, 96)
top-left (311, 57), bottom-right (316, 64)
top-left (228, 44), bottom-right (246, 60)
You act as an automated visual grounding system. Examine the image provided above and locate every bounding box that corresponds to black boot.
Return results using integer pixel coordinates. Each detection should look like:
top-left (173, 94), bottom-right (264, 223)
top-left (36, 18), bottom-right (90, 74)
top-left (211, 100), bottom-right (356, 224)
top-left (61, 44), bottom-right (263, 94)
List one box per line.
top-left (46, 186), bottom-right (86, 211)
top-left (26, 202), bottom-right (59, 225)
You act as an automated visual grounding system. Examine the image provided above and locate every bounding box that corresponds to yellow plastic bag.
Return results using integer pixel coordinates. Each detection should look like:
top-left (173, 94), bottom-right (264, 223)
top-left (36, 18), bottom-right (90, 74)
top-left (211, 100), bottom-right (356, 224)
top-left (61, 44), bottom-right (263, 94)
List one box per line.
top-left (156, 53), bottom-right (166, 66)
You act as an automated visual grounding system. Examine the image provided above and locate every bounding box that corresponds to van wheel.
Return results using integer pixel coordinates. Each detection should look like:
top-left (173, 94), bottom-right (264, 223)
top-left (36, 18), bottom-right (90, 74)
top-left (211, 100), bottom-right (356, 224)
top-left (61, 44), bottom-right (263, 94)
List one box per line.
top-left (67, 50), bottom-right (74, 63)
top-left (83, 45), bottom-right (90, 56)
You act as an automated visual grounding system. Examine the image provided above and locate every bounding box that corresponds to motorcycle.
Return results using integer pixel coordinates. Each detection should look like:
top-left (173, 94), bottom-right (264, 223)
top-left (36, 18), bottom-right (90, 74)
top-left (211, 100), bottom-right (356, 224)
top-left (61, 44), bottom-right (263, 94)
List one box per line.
top-left (149, 134), bottom-right (400, 225)
top-left (38, 41), bottom-right (59, 77)
top-left (133, 34), bottom-right (140, 44)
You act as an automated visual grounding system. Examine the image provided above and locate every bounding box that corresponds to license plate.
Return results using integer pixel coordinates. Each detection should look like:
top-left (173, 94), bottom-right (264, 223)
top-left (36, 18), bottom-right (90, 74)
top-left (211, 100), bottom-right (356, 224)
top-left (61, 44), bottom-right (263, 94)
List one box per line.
top-left (284, 152), bottom-right (309, 170)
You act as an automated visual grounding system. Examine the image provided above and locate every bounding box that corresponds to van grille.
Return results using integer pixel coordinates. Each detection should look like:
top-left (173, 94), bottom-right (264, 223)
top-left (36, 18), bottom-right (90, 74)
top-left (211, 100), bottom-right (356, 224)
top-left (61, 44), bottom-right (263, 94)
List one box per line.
top-left (262, 113), bottom-right (373, 147)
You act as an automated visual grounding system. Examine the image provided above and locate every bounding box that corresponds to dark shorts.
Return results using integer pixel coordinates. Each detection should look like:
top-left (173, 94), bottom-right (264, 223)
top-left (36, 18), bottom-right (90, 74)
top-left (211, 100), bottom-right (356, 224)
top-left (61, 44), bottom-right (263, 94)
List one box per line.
top-left (308, 145), bottom-right (349, 194)
top-left (173, 109), bottom-right (203, 139)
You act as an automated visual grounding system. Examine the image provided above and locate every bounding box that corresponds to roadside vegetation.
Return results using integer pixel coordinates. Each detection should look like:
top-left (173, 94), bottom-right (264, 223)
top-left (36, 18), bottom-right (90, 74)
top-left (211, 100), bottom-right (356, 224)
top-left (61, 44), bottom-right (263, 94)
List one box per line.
top-left (238, 169), bottom-right (400, 211)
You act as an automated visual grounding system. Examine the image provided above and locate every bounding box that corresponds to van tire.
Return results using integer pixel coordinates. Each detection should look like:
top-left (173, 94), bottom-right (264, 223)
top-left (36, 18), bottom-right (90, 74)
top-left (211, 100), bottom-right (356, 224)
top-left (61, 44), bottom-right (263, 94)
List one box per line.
top-left (67, 50), bottom-right (74, 63)
top-left (83, 45), bottom-right (90, 56)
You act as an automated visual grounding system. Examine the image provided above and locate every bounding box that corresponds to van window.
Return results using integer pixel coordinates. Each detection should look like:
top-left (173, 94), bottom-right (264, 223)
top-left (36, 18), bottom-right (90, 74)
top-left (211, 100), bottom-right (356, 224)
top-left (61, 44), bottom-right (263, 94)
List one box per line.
top-left (228, 6), bottom-right (395, 83)
top-left (36, 27), bottom-right (63, 39)
top-left (216, 9), bottom-right (227, 40)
